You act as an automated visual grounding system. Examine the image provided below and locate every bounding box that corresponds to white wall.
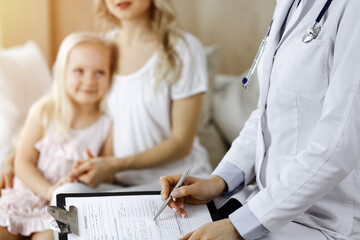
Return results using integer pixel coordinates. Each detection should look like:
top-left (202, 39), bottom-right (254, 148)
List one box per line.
top-left (172, 0), bottom-right (276, 75)
top-left (0, 0), bottom-right (52, 63)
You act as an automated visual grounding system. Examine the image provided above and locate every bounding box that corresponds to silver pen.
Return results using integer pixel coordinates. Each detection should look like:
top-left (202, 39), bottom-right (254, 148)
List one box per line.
top-left (153, 164), bottom-right (193, 221)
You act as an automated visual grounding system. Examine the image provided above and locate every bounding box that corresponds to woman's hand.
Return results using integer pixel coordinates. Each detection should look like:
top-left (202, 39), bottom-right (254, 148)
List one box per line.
top-left (180, 219), bottom-right (244, 240)
top-left (0, 155), bottom-right (15, 192)
top-left (160, 175), bottom-right (226, 217)
top-left (71, 149), bottom-right (115, 188)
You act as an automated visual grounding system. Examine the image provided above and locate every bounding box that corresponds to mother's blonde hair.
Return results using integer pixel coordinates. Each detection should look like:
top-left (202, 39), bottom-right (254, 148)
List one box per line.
top-left (94, 0), bottom-right (183, 87)
top-left (34, 32), bottom-right (117, 142)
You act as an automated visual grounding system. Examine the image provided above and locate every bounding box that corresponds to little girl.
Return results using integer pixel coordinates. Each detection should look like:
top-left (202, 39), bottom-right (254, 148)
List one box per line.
top-left (0, 32), bottom-right (117, 240)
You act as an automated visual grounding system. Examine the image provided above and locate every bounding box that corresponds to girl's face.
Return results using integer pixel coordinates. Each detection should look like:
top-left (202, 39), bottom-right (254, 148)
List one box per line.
top-left (104, 0), bottom-right (153, 21)
top-left (65, 42), bottom-right (111, 108)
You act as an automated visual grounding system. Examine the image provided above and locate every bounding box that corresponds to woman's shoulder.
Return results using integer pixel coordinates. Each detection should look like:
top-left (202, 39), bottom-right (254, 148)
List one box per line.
top-left (175, 30), bottom-right (205, 59)
top-left (177, 30), bottom-right (204, 50)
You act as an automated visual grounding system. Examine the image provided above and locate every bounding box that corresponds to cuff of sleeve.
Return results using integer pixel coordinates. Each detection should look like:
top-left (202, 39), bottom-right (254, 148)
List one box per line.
top-left (229, 204), bottom-right (269, 240)
top-left (212, 161), bottom-right (245, 193)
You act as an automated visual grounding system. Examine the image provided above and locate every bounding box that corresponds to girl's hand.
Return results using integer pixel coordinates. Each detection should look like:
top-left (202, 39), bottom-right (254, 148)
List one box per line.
top-left (159, 175), bottom-right (226, 218)
top-left (46, 176), bottom-right (74, 201)
top-left (71, 149), bottom-right (115, 188)
top-left (0, 155), bottom-right (15, 192)
top-left (180, 219), bottom-right (244, 240)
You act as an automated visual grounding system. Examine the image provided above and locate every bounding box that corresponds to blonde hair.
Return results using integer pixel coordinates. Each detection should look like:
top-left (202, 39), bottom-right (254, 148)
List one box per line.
top-left (94, 0), bottom-right (183, 87)
top-left (35, 32), bottom-right (117, 142)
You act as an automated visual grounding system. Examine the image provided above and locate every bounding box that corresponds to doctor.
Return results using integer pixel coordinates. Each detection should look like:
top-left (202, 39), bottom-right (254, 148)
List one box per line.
top-left (160, 0), bottom-right (360, 239)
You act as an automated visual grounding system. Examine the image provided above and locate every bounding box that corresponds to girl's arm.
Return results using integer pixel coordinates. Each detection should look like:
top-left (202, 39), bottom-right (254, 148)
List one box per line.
top-left (72, 93), bottom-right (203, 186)
top-left (14, 106), bottom-right (56, 200)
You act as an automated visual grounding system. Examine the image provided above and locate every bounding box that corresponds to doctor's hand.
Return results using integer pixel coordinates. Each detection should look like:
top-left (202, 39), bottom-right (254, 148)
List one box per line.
top-left (180, 219), bottom-right (243, 240)
top-left (0, 154), bottom-right (15, 193)
top-left (160, 175), bottom-right (226, 217)
top-left (71, 149), bottom-right (115, 188)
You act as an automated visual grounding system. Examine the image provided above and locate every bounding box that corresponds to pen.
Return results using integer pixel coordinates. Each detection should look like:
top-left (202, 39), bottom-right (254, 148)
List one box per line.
top-left (153, 164), bottom-right (193, 221)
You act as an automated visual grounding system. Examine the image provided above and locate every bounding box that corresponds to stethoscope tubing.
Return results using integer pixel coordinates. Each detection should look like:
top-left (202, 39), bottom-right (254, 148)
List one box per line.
top-left (316, 0), bottom-right (332, 23)
top-left (242, 0), bottom-right (333, 89)
top-left (243, 20), bottom-right (273, 89)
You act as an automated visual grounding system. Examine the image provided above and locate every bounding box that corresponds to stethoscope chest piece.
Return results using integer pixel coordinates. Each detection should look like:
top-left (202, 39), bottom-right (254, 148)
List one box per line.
top-left (302, 0), bottom-right (332, 43)
top-left (302, 23), bottom-right (321, 43)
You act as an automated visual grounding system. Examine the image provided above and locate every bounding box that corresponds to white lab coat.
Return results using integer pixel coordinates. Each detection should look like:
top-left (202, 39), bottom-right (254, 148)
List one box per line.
top-left (222, 0), bottom-right (360, 239)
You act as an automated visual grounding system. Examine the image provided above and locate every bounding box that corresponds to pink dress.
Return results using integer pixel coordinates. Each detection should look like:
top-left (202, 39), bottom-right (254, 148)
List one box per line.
top-left (0, 114), bottom-right (111, 236)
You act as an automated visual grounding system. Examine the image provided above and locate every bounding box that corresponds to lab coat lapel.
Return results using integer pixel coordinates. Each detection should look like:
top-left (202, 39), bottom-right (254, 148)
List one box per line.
top-left (271, 0), bottom-right (295, 47)
top-left (259, 1), bottom-right (293, 106)
top-left (256, 1), bottom-right (294, 188)
top-left (277, 1), bottom-right (306, 49)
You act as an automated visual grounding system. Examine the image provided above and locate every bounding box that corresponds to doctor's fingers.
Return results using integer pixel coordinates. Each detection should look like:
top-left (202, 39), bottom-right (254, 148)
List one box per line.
top-left (168, 197), bottom-right (187, 217)
top-left (170, 184), bottom-right (202, 201)
top-left (180, 230), bottom-right (196, 240)
top-left (160, 174), bottom-right (183, 200)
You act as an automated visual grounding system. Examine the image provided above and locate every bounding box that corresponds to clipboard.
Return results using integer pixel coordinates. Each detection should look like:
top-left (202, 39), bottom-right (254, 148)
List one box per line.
top-left (51, 191), bottom-right (222, 240)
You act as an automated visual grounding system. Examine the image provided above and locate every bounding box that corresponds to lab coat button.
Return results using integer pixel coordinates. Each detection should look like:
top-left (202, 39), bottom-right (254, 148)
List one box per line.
top-left (264, 151), bottom-right (267, 157)
top-left (265, 104), bottom-right (267, 110)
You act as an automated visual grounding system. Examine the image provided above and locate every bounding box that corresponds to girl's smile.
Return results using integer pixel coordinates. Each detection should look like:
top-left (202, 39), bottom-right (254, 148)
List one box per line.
top-left (65, 42), bottom-right (111, 108)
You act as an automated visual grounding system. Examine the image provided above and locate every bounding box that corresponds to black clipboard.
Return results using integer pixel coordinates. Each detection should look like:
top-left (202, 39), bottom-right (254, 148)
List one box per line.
top-left (56, 191), bottom-right (221, 240)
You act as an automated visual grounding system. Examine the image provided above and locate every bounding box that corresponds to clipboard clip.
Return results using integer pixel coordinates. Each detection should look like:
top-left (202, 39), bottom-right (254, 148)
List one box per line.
top-left (46, 205), bottom-right (79, 236)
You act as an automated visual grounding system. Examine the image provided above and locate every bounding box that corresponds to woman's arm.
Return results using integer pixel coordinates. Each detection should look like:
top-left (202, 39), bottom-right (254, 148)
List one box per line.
top-left (121, 92), bottom-right (204, 169)
top-left (72, 93), bottom-right (204, 186)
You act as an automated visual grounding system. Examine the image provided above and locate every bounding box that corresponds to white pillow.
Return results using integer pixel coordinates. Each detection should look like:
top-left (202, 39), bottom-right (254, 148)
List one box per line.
top-left (0, 41), bottom-right (51, 164)
top-left (212, 71), bottom-right (259, 145)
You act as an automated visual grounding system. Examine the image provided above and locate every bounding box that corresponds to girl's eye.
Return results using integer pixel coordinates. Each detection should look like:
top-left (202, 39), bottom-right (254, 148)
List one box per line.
top-left (74, 68), bottom-right (83, 74)
top-left (96, 70), bottom-right (106, 76)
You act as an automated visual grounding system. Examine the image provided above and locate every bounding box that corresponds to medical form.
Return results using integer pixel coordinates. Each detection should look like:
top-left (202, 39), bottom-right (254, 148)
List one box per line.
top-left (62, 194), bottom-right (213, 240)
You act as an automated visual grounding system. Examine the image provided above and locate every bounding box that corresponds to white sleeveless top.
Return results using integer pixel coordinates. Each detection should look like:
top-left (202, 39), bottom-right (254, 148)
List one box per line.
top-left (107, 31), bottom-right (212, 186)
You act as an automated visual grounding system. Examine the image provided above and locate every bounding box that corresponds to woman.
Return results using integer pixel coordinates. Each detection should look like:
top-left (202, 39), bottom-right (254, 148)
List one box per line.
top-left (1, 0), bottom-right (211, 194)
top-left (161, 0), bottom-right (360, 239)
top-left (56, 0), bottom-right (211, 193)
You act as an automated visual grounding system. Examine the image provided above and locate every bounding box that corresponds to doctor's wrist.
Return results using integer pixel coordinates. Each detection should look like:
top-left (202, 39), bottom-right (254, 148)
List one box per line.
top-left (210, 175), bottom-right (227, 196)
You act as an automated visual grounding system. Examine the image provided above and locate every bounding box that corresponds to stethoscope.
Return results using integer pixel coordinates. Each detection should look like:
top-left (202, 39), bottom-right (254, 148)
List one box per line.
top-left (242, 0), bottom-right (333, 89)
